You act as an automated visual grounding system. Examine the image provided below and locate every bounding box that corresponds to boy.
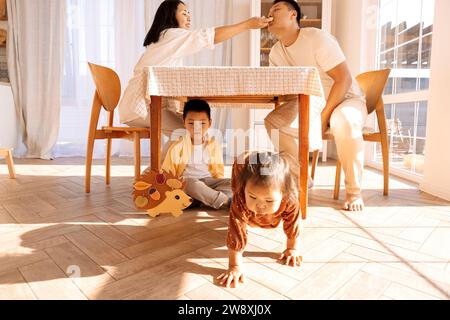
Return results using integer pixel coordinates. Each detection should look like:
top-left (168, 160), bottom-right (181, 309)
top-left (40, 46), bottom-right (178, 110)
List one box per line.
top-left (162, 99), bottom-right (231, 209)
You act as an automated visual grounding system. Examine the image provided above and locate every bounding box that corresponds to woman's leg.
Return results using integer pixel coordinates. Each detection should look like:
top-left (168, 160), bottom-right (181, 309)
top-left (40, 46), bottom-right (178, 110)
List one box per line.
top-left (124, 98), bottom-right (185, 161)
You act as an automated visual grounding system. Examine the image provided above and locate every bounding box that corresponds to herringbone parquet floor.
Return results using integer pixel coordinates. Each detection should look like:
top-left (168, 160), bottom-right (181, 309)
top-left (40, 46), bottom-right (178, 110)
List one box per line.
top-left (1, 157), bottom-right (449, 300)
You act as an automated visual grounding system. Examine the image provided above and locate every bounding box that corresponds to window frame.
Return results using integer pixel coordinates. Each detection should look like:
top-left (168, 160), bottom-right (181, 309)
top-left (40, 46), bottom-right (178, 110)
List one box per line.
top-left (365, 0), bottom-right (434, 183)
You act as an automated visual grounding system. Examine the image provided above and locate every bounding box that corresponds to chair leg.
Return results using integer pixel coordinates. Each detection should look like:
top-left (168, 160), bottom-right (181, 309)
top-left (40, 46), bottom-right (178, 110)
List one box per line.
top-left (134, 132), bottom-right (141, 182)
top-left (334, 160), bottom-right (342, 200)
top-left (381, 140), bottom-right (389, 196)
top-left (311, 150), bottom-right (320, 181)
top-left (5, 149), bottom-right (16, 179)
top-left (377, 105), bottom-right (390, 196)
top-left (106, 138), bottom-right (112, 186)
top-left (85, 137), bottom-right (95, 193)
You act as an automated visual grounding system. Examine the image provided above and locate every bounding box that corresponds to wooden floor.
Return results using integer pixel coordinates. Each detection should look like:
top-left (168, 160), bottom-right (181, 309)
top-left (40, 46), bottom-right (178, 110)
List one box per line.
top-left (0, 157), bottom-right (449, 300)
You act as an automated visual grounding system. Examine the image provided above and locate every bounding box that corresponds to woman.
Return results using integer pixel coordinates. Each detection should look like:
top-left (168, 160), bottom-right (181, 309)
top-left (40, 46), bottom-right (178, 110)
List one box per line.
top-left (119, 0), bottom-right (270, 145)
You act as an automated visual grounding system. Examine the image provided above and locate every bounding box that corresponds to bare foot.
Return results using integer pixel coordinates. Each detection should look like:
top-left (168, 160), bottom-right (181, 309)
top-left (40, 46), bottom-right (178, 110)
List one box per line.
top-left (343, 194), bottom-right (365, 212)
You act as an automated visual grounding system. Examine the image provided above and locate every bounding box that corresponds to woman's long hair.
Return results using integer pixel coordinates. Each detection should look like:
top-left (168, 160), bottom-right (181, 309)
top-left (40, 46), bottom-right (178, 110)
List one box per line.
top-left (143, 0), bottom-right (185, 46)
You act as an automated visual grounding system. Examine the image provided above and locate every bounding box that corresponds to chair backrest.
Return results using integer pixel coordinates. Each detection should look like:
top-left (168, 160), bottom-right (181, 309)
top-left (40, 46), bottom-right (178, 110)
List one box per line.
top-left (88, 62), bottom-right (121, 112)
top-left (356, 69), bottom-right (391, 115)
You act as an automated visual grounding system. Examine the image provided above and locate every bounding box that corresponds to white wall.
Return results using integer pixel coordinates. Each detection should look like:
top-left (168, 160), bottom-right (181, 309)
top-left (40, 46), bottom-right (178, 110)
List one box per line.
top-left (332, 0), bottom-right (363, 75)
top-left (231, 0), bottom-right (252, 67)
top-left (420, 0), bottom-right (450, 201)
top-left (0, 82), bottom-right (18, 149)
top-left (0, 19), bottom-right (18, 150)
top-left (334, 0), bottom-right (379, 71)
top-left (230, 0), bottom-right (251, 145)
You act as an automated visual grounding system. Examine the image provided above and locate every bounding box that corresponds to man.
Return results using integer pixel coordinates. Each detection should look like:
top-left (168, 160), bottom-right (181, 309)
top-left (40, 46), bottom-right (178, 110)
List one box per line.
top-left (265, 0), bottom-right (367, 211)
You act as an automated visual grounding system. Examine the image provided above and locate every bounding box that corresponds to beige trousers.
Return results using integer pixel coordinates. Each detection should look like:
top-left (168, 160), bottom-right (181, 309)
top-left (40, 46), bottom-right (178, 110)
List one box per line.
top-left (124, 98), bottom-right (185, 161)
top-left (264, 97), bottom-right (367, 196)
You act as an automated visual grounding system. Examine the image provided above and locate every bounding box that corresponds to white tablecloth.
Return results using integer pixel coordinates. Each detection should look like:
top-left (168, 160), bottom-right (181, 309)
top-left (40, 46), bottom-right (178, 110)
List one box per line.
top-left (145, 66), bottom-right (326, 150)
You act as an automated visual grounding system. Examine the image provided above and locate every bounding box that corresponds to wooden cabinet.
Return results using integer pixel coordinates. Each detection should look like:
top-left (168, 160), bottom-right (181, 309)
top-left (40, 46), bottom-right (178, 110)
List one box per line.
top-left (0, 28), bottom-right (5, 47)
top-left (0, 0), bottom-right (6, 21)
top-left (0, 0), bottom-right (8, 82)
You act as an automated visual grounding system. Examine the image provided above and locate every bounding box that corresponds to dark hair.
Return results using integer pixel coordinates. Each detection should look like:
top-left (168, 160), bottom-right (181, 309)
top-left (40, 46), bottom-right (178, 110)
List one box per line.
top-left (183, 99), bottom-right (211, 120)
top-left (273, 0), bottom-right (302, 26)
top-left (237, 152), bottom-right (298, 203)
top-left (143, 0), bottom-right (184, 46)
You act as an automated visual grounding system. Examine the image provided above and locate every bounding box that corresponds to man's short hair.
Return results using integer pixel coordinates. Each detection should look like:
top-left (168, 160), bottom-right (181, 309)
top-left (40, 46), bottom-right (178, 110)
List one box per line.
top-left (273, 0), bottom-right (302, 25)
top-left (183, 99), bottom-right (211, 120)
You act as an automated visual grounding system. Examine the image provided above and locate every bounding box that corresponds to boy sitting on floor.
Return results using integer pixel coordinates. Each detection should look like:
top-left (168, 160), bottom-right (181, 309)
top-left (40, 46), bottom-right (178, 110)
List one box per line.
top-left (162, 99), bottom-right (231, 209)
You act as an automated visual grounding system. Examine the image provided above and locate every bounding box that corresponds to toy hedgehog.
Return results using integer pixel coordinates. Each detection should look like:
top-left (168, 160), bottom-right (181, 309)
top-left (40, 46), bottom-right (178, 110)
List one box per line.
top-left (133, 168), bottom-right (193, 218)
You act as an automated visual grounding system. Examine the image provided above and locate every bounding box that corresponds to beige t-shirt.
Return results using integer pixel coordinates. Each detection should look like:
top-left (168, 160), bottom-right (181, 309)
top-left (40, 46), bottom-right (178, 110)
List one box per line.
top-left (269, 28), bottom-right (363, 100)
top-left (119, 28), bottom-right (216, 124)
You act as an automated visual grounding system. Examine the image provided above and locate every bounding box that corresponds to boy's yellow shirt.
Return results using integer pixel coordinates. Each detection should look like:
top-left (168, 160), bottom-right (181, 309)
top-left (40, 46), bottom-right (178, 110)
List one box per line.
top-left (162, 134), bottom-right (225, 179)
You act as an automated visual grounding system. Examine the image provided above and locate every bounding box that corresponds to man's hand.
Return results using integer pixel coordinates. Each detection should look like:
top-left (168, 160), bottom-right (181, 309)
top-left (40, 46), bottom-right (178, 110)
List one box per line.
top-left (217, 266), bottom-right (245, 288)
top-left (321, 112), bottom-right (330, 136)
top-left (279, 249), bottom-right (302, 267)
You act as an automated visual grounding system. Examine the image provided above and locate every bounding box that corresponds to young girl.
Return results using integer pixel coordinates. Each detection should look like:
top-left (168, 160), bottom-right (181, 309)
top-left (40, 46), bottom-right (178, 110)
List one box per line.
top-left (217, 151), bottom-right (302, 288)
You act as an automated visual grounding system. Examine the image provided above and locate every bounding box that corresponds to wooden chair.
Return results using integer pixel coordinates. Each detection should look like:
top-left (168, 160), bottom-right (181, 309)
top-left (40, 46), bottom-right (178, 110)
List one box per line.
top-left (0, 148), bottom-right (16, 179)
top-left (311, 69), bottom-right (391, 199)
top-left (85, 62), bottom-right (150, 193)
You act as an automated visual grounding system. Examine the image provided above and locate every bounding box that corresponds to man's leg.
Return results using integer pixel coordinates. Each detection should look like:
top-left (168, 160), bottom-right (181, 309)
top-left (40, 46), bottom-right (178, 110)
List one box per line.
top-left (264, 98), bottom-right (300, 177)
top-left (329, 98), bottom-right (368, 212)
top-left (264, 98), bottom-right (314, 189)
top-left (184, 178), bottom-right (229, 210)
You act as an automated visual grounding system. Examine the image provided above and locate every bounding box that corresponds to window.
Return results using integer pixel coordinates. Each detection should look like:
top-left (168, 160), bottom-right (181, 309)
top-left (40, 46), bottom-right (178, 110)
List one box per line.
top-left (373, 0), bottom-right (434, 177)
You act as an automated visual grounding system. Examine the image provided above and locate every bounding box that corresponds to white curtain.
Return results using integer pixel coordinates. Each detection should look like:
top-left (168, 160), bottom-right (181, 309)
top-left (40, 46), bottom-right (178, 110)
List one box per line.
top-left (7, 0), bottom-right (66, 159)
top-left (55, 0), bottom-right (121, 158)
top-left (56, 0), bottom-right (233, 159)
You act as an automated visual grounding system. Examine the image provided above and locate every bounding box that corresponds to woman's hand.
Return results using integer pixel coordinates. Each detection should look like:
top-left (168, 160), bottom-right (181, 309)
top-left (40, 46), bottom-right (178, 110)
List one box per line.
top-left (217, 266), bottom-right (245, 288)
top-left (215, 17), bottom-right (273, 44)
top-left (246, 16), bottom-right (273, 29)
top-left (279, 249), bottom-right (302, 267)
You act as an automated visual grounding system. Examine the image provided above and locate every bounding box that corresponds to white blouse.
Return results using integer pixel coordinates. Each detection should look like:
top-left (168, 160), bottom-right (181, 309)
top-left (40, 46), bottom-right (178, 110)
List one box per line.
top-left (118, 27), bottom-right (216, 124)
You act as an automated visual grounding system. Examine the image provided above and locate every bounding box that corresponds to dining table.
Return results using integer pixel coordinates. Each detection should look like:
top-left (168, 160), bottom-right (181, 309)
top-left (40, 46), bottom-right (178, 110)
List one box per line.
top-left (146, 66), bottom-right (325, 219)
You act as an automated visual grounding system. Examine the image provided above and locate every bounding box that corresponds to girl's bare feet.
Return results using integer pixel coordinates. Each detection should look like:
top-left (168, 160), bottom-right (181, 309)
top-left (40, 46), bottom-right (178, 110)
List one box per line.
top-left (344, 194), bottom-right (365, 212)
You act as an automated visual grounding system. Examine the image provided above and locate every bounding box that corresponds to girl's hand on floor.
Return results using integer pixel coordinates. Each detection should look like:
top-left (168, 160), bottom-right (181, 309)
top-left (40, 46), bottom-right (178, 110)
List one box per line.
top-left (279, 249), bottom-right (303, 267)
top-left (217, 266), bottom-right (245, 288)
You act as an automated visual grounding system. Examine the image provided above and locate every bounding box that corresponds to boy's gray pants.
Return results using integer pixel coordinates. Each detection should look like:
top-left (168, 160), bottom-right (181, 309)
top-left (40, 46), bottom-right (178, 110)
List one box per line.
top-left (184, 177), bottom-right (232, 209)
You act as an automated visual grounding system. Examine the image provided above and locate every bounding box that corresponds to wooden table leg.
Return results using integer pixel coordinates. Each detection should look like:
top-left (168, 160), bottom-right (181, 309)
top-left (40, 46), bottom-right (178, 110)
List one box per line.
top-left (299, 94), bottom-right (310, 220)
top-left (150, 96), bottom-right (162, 171)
